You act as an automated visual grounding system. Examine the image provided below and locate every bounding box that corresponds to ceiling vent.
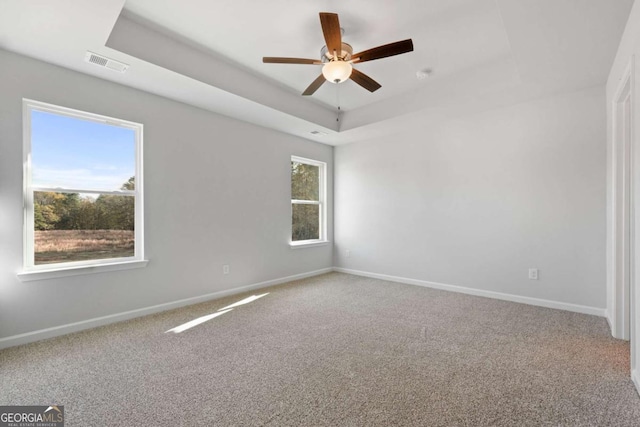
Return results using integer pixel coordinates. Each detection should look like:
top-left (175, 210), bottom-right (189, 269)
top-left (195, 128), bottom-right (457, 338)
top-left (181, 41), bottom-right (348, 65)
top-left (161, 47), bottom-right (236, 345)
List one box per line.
top-left (84, 51), bottom-right (129, 73)
top-left (310, 130), bottom-right (328, 136)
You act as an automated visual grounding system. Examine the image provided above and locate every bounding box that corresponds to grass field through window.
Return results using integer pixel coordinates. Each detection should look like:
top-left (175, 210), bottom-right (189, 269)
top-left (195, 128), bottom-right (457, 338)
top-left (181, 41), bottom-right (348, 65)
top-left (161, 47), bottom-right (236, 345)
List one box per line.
top-left (34, 229), bottom-right (134, 265)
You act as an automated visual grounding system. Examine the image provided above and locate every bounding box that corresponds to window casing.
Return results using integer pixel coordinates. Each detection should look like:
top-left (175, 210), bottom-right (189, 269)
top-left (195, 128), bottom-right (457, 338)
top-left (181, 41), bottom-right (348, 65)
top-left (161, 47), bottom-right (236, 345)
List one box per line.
top-left (21, 99), bottom-right (144, 278)
top-left (291, 156), bottom-right (327, 246)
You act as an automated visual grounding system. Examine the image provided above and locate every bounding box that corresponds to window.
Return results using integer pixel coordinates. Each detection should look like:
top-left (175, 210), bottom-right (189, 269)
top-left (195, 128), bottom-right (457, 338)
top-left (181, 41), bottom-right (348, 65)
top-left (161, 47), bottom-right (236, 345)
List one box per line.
top-left (21, 99), bottom-right (145, 278)
top-left (291, 156), bottom-right (327, 246)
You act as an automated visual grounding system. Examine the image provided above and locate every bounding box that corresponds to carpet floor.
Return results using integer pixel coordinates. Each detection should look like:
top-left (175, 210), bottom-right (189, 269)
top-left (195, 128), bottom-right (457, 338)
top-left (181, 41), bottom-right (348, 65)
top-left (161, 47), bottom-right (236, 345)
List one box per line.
top-left (1, 272), bottom-right (639, 426)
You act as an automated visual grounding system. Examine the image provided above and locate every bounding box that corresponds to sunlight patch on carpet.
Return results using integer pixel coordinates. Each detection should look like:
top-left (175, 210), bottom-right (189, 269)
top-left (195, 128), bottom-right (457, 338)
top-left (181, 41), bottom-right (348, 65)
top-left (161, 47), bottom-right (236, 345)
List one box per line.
top-left (165, 309), bottom-right (233, 334)
top-left (217, 293), bottom-right (269, 311)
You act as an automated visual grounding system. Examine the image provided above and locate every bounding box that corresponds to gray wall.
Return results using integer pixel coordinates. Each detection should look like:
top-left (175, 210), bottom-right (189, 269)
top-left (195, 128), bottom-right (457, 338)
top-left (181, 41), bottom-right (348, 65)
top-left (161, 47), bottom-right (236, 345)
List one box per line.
top-left (334, 86), bottom-right (606, 309)
top-left (0, 49), bottom-right (333, 339)
top-left (0, 46), bottom-right (609, 342)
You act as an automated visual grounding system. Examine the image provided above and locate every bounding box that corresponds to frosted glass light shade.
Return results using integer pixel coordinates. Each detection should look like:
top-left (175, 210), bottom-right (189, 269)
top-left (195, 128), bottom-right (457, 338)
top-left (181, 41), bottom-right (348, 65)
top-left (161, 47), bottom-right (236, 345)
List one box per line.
top-left (322, 60), bottom-right (352, 83)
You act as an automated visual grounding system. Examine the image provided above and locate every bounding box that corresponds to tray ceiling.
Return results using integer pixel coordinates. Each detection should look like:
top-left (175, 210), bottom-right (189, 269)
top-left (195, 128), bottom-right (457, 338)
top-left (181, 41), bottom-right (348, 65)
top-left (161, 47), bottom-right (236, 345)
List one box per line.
top-left (0, 0), bottom-right (634, 145)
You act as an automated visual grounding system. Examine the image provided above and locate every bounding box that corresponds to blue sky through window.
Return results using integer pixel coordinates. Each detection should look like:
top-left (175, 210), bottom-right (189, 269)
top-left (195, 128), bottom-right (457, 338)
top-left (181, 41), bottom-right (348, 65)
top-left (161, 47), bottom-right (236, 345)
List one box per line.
top-left (31, 110), bottom-right (135, 191)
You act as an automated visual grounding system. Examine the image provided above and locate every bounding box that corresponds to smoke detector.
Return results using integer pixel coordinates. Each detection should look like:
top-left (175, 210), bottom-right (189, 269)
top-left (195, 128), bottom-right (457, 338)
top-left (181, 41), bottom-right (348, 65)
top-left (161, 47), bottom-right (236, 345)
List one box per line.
top-left (84, 51), bottom-right (129, 73)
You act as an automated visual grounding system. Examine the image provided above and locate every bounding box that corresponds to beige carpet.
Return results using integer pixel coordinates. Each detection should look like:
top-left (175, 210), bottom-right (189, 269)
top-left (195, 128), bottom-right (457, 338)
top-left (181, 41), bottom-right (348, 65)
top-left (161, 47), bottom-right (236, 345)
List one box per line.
top-left (1, 272), bottom-right (639, 426)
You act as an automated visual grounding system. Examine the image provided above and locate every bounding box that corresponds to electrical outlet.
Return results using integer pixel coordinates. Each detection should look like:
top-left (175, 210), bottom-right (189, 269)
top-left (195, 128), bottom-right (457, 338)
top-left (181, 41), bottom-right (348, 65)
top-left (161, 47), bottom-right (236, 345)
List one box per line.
top-left (345, 249), bottom-right (350, 258)
top-left (528, 268), bottom-right (539, 280)
top-left (223, 264), bottom-right (230, 275)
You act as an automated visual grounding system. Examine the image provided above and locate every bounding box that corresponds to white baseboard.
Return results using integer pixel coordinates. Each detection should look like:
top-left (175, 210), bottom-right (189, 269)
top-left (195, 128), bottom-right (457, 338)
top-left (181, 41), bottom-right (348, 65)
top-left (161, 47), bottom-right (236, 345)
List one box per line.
top-left (605, 310), bottom-right (616, 336)
top-left (333, 267), bottom-right (606, 317)
top-left (0, 267), bottom-right (608, 350)
top-left (0, 267), bottom-right (332, 350)
top-left (633, 370), bottom-right (640, 397)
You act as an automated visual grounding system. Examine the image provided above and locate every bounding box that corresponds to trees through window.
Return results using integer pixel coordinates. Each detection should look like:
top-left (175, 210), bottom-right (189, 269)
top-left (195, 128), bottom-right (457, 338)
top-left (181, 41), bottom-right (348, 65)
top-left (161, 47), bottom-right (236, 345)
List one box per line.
top-left (291, 156), bottom-right (326, 244)
top-left (23, 100), bottom-right (143, 269)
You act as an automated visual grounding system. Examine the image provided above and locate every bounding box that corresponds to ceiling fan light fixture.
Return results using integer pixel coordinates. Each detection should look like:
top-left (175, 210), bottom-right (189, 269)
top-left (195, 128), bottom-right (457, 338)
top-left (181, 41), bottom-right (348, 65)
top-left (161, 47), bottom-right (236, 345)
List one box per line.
top-left (322, 60), bottom-right (352, 83)
top-left (263, 12), bottom-right (413, 95)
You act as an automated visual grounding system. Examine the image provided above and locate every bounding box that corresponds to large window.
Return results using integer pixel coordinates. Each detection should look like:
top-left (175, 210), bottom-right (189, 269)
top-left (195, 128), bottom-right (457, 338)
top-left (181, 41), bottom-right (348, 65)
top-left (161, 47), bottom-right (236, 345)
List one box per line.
top-left (291, 156), bottom-right (326, 245)
top-left (22, 99), bottom-right (144, 275)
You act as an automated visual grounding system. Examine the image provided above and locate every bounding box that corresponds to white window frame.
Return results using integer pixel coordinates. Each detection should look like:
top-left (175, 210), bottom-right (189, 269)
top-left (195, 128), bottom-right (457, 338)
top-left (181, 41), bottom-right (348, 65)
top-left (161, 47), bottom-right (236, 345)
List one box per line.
top-left (18, 99), bottom-right (147, 281)
top-left (290, 155), bottom-right (328, 248)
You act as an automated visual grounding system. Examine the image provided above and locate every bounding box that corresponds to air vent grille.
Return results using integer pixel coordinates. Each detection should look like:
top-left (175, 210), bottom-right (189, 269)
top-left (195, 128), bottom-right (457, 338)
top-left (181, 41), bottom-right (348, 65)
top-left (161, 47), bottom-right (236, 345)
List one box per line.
top-left (84, 51), bottom-right (129, 73)
top-left (89, 54), bottom-right (108, 67)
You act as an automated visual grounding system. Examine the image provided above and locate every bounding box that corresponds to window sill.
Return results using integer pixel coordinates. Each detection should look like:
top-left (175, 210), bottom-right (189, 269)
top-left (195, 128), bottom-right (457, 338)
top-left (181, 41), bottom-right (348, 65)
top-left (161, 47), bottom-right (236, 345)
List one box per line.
top-left (289, 240), bottom-right (330, 249)
top-left (17, 259), bottom-right (149, 282)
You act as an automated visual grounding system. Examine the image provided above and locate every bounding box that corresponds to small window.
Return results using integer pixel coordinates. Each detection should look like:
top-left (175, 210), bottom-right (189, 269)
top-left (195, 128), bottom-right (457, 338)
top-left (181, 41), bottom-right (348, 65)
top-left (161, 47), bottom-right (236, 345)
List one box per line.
top-left (22, 99), bottom-right (144, 273)
top-left (291, 156), bottom-right (326, 245)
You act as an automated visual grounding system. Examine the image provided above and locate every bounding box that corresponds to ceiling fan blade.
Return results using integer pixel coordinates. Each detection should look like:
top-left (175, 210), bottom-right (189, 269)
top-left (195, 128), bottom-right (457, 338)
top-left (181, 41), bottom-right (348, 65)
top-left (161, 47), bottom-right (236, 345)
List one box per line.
top-left (319, 12), bottom-right (342, 57)
top-left (350, 68), bottom-right (382, 92)
top-left (302, 74), bottom-right (326, 96)
top-left (263, 57), bottom-right (321, 65)
top-left (352, 39), bottom-right (414, 63)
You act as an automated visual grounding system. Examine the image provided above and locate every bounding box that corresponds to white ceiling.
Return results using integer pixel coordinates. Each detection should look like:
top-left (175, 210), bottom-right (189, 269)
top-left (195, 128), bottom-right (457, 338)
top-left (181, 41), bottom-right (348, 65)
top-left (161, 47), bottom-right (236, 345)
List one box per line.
top-left (122, 0), bottom-right (513, 111)
top-left (0, 0), bottom-right (634, 145)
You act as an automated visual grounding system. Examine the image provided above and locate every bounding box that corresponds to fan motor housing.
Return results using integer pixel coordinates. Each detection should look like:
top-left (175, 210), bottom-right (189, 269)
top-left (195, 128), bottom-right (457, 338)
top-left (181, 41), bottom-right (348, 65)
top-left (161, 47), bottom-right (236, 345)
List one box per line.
top-left (321, 42), bottom-right (353, 62)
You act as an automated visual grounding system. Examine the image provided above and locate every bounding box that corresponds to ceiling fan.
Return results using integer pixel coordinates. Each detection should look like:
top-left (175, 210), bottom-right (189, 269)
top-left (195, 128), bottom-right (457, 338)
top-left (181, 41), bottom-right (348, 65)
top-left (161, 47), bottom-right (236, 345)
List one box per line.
top-left (263, 12), bottom-right (414, 96)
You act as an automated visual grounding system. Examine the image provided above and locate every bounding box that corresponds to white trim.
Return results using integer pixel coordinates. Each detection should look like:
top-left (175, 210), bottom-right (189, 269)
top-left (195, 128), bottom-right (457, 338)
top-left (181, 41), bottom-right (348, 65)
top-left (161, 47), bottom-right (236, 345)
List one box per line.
top-left (333, 268), bottom-right (606, 317)
top-left (23, 100), bottom-right (34, 268)
top-left (291, 199), bottom-right (321, 205)
top-left (135, 118), bottom-right (144, 261)
top-left (2, 267), bottom-right (610, 350)
top-left (0, 268), bottom-right (332, 350)
top-left (633, 370), bottom-right (640, 397)
top-left (22, 98), bottom-right (141, 129)
top-left (610, 59), bottom-right (634, 340)
top-left (291, 155), bottom-right (327, 242)
top-left (606, 310), bottom-right (613, 331)
top-left (291, 155), bottom-right (326, 168)
top-left (290, 240), bottom-right (330, 249)
top-left (17, 259), bottom-right (149, 282)
top-left (22, 98), bottom-right (144, 273)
